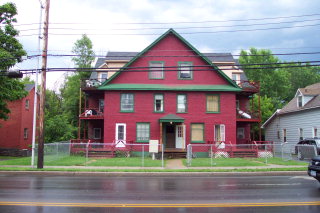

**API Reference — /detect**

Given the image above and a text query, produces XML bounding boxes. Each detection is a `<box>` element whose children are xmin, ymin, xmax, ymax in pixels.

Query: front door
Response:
<box><xmin>115</xmin><ymin>123</ymin><xmax>126</xmax><ymax>147</ymax></box>
<box><xmin>175</xmin><ymin>125</ymin><xmax>186</xmax><ymax>149</ymax></box>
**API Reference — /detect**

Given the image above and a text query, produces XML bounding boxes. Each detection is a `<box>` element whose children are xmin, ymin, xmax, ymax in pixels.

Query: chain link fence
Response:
<box><xmin>34</xmin><ymin>142</ymin><xmax>164</xmax><ymax>167</ymax></box>
<box><xmin>186</xmin><ymin>143</ymin><xmax>318</xmax><ymax>167</ymax></box>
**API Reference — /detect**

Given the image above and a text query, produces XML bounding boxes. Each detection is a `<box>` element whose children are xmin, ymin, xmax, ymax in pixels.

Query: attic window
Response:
<box><xmin>149</xmin><ymin>61</ymin><xmax>164</xmax><ymax>79</ymax></box>
<box><xmin>298</xmin><ymin>96</ymin><xmax>303</xmax><ymax>107</ymax></box>
<box><xmin>178</xmin><ymin>62</ymin><xmax>193</xmax><ymax>79</ymax></box>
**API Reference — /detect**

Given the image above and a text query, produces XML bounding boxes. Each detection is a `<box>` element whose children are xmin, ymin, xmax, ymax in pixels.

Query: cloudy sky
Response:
<box><xmin>6</xmin><ymin>0</ymin><xmax>320</xmax><ymax>90</ymax></box>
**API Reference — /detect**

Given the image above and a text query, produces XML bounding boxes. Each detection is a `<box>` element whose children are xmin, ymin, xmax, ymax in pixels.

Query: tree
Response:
<box><xmin>239</xmin><ymin>48</ymin><xmax>291</xmax><ymax>101</ymax></box>
<box><xmin>58</xmin><ymin>35</ymin><xmax>95</xmax><ymax>137</ymax></box>
<box><xmin>0</xmin><ymin>3</ymin><xmax>27</xmax><ymax>120</ymax></box>
<box><xmin>44</xmin><ymin>90</ymin><xmax>77</xmax><ymax>143</ymax></box>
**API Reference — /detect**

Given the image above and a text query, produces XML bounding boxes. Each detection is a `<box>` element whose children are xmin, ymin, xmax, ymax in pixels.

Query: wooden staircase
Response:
<box><xmin>87</xmin><ymin>150</ymin><xmax>115</xmax><ymax>158</ymax></box>
<box><xmin>232</xmin><ymin>150</ymin><xmax>257</xmax><ymax>158</ymax></box>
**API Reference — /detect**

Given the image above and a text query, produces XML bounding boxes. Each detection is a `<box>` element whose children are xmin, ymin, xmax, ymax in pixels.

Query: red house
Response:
<box><xmin>0</xmin><ymin>84</ymin><xmax>37</xmax><ymax>156</ymax></box>
<box><xmin>77</xmin><ymin>29</ymin><xmax>261</xmax><ymax>155</ymax></box>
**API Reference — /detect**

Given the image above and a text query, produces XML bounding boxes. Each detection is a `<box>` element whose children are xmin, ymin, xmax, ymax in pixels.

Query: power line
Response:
<box><xmin>13</xmin><ymin>13</ymin><xmax>320</xmax><ymax>27</ymax></box>
<box><xmin>17</xmin><ymin>18</ymin><xmax>320</xmax><ymax>32</ymax></box>
<box><xmin>19</xmin><ymin>23</ymin><xmax>320</xmax><ymax>37</ymax></box>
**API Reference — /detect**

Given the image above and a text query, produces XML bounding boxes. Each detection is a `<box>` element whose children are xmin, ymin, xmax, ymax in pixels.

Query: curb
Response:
<box><xmin>0</xmin><ymin>170</ymin><xmax>307</xmax><ymax>177</ymax></box>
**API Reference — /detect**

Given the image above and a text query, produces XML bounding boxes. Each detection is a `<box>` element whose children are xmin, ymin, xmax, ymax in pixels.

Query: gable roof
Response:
<box><xmin>24</xmin><ymin>84</ymin><xmax>35</xmax><ymax>92</ymax></box>
<box><xmin>98</xmin><ymin>28</ymin><xmax>240</xmax><ymax>90</ymax></box>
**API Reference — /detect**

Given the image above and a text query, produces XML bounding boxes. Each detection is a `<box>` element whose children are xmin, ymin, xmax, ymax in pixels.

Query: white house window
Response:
<box><xmin>136</xmin><ymin>123</ymin><xmax>150</xmax><ymax>142</ymax></box>
<box><xmin>93</xmin><ymin>128</ymin><xmax>101</xmax><ymax>139</ymax></box>
<box><xmin>232</xmin><ymin>73</ymin><xmax>241</xmax><ymax>83</ymax></box>
<box><xmin>101</xmin><ymin>73</ymin><xmax>108</xmax><ymax>82</ymax></box>
<box><xmin>149</xmin><ymin>61</ymin><xmax>164</xmax><ymax>79</ymax></box>
<box><xmin>215</xmin><ymin>124</ymin><xmax>225</xmax><ymax>142</ymax></box>
<box><xmin>154</xmin><ymin>94</ymin><xmax>164</xmax><ymax>112</ymax></box>
<box><xmin>298</xmin><ymin>95</ymin><xmax>303</xmax><ymax>107</ymax></box>
<box><xmin>178</xmin><ymin>62</ymin><xmax>192</xmax><ymax>79</ymax></box>
<box><xmin>177</xmin><ymin>94</ymin><xmax>187</xmax><ymax>113</ymax></box>
<box><xmin>121</xmin><ymin>93</ymin><xmax>134</xmax><ymax>112</ymax></box>
<box><xmin>24</xmin><ymin>128</ymin><xmax>28</xmax><ymax>139</ymax></box>
<box><xmin>299</xmin><ymin>128</ymin><xmax>303</xmax><ymax>141</ymax></box>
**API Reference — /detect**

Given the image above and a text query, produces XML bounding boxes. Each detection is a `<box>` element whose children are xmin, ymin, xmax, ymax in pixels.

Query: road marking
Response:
<box><xmin>0</xmin><ymin>201</ymin><xmax>320</xmax><ymax>208</ymax></box>
<box><xmin>218</xmin><ymin>183</ymin><xmax>301</xmax><ymax>187</ymax></box>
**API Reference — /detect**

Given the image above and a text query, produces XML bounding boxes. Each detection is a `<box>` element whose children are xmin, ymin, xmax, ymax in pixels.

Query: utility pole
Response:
<box><xmin>38</xmin><ymin>0</ymin><xmax>50</xmax><ymax>169</ymax></box>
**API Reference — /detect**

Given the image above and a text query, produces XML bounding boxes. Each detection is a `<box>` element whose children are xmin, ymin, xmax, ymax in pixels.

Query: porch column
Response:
<box><xmin>160</xmin><ymin>122</ymin><xmax>163</xmax><ymax>151</ymax></box>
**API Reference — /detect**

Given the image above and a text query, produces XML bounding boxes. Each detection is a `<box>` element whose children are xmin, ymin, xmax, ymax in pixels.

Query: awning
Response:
<box><xmin>159</xmin><ymin>114</ymin><xmax>185</xmax><ymax>123</ymax></box>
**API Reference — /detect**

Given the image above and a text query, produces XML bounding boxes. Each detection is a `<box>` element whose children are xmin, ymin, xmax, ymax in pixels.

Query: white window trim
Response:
<box><xmin>214</xmin><ymin>124</ymin><xmax>225</xmax><ymax>142</ymax></box>
<box><xmin>116</xmin><ymin>123</ymin><xmax>126</xmax><ymax>141</ymax></box>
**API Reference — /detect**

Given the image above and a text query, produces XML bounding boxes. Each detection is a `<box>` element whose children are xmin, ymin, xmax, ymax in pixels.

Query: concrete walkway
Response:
<box><xmin>165</xmin><ymin>159</ymin><xmax>187</xmax><ymax>169</ymax></box>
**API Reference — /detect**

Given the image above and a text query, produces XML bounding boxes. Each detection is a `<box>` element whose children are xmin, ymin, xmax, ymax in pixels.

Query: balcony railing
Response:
<box><xmin>236</xmin><ymin>109</ymin><xmax>260</xmax><ymax>121</ymax></box>
<box><xmin>81</xmin><ymin>78</ymin><xmax>107</xmax><ymax>89</ymax></box>
<box><xmin>79</xmin><ymin>108</ymin><xmax>104</xmax><ymax>119</ymax></box>
<box><xmin>234</xmin><ymin>80</ymin><xmax>260</xmax><ymax>93</ymax></box>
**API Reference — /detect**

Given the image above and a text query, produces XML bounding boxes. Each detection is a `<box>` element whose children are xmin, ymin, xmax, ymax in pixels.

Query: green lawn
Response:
<box><xmin>184</xmin><ymin>158</ymin><xmax>267</xmax><ymax>167</ymax></box>
<box><xmin>0</xmin><ymin>156</ymin><xmax>163</xmax><ymax>167</ymax></box>
<box><xmin>255</xmin><ymin>157</ymin><xmax>308</xmax><ymax>166</ymax></box>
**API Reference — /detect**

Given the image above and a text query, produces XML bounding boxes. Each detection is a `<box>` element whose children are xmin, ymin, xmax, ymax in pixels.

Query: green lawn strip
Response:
<box><xmin>86</xmin><ymin>157</ymin><xmax>163</xmax><ymax>167</ymax></box>
<box><xmin>0</xmin><ymin>156</ymin><xmax>164</xmax><ymax>167</ymax></box>
<box><xmin>0</xmin><ymin>157</ymin><xmax>31</xmax><ymax>165</ymax></box>
<box><xmin>254</xmin><ymin>157</ymin><xmax>308</xmax><ymax>166</ymax></box>
<box><xmin>184</xmin><ymin>158</ymin><xmax>267</xmax><ymax>167</ymax></box>
<box><xmin>0</xmin><ymin>167</ymin><xmax>307</xmax><ymax>172</ymax></box>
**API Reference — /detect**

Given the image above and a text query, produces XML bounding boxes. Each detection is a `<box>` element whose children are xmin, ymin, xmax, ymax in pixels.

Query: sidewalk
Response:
<box><xmin>0</xmin><ymin>159</ymin><xmax>307</xmax><ymax>171</ymax></box>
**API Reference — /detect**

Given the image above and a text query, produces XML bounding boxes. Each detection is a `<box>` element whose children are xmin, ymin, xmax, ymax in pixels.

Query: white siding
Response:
<box><xmin>265</xmin><ymin>108</ymin><xmax>320</xmax><ymax>147</ymax></box>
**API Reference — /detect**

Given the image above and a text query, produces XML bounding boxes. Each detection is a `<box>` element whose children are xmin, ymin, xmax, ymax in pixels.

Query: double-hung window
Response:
<box><xmin>136</xmin><ymin>123</ymin><xmax>150</xmax><ymax>142</ymax></box>
<box><xmin>121</xmin><ymin>93</ymin><xmax>134</xmax><ymax>112</ymax></box>
<box><xmin>154</xmin><ymin>94</ymin><xmax>164</xmax><ymax>112</ymax></box>
<box><xmin>177</xmin><ymin>94</ymin><xmax>187</xmax><ymax>113</ymax></box>
<box><xmin>207</xmin><ymin>94</ymin><xmax>220</xmax><ymax>113</ymax></box>
<box><xmin>149</xmin><ymin>61</ymin><xmax>164</xmax><ymax>79</ymax></box>
<box><xmin>215</xmin><ymin>124</ymin><xmax>225</xmax><ymax>142</ymax></box>
<box><xmin>178</xmin><ymin>62</ymin><xmax>193</xmax><ymax>79</ymax></box>
<box><xmin>191</xmin><ymin>123</ymin><xmax>204</xmax><ymax>143</ymax></box>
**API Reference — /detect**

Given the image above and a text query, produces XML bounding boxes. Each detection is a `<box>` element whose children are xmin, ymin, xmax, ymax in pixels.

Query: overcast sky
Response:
<box><xmin>6</xmin><ymin>0</ymin><xmax>320</xmax><ymax>90</ymax></box>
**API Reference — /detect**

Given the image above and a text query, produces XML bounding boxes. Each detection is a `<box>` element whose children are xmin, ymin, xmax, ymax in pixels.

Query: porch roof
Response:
<box><xmin>159</xmin><ymin>114</ymin><xmax>185</xmax><ymax>123</ymax></box>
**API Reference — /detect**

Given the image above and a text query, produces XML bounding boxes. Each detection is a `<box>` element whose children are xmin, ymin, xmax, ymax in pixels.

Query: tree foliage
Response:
<box><xmin>239</xmin><ymin>47</ymin><xmax>320</xmax><ymax>138</ymax></box>
<box><xmin>0</xmin><ymin>3</ymin><xmax>27</xmax><ymax>120</ymax></box>
<box><xmin>45</xmin><ymin>34</ymin><xmax>95</xmax><ymax>142</ymax></box>
<box><xmin>44</xmin><ymin>90</ymin><xmax>77</xmax><ymax>143</ymax></box>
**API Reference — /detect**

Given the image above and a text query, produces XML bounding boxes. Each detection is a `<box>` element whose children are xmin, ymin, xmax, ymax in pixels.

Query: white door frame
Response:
<box><xmin>115</xmin><ymin>123</ymin><xmax>126</xmax><ymax>147</ymax></box>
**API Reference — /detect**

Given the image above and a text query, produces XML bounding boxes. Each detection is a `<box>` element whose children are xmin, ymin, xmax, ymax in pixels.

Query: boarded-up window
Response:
<box><xmin>207</xmin><ymin>95</ymin><xmax>220</xmax><ymax>112</ymax></box>
<box><xmin>191</xmin><ymin>123</ymin><xmax>204</xmax><ymax>142</ymax></box>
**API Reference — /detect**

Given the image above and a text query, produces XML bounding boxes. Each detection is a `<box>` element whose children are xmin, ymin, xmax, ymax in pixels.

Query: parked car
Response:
<box><xmin>295</xmin><ymin>138</ymin><xmax>320</xmax><ymax>160</ymax></box>
<box><xmin>308</xmin><ymin>156</ymin><xmax>320</xmax><ymax>183</ymax></box>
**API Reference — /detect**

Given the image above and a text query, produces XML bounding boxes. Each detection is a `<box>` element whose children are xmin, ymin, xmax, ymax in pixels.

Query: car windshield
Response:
<box><xmin>315</xmin><ymin>139</ymin><xmax>320</xmax><ymax>146</ymax></box>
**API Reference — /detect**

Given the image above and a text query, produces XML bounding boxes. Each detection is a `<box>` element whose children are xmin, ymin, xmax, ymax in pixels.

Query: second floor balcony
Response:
<box><xmin>79</xmin><ymin>108</ymin><xmax>104</xmax><ymax>119</ymax></box>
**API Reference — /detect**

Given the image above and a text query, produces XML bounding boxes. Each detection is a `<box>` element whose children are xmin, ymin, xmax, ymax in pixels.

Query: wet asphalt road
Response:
<box><xmin>0</xmin><ymin>172</ymin><xmax>319</xmax><ymax>213</ymax></box>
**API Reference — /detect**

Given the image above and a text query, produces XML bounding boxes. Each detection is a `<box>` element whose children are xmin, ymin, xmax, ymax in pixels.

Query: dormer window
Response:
<box><xmin>298</xmin><ymin>95</ymin><xmax>303</xmax><ymax>107</ymax></box>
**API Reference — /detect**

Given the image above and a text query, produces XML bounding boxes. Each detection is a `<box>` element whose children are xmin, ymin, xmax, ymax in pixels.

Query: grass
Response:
<box><xmin>0</xmin><ymin>156</ymin><xmax>163</xmax><ymax>167</ymax></box>
<box><xmin>184</xmin><ymin>158</ymin><xmax>267</xmax><ymax>167</ymax></box>
<box><xmin>255</xmin><ymin>157</ymin><xmax>308</xmax><ymax>166</ymax></box>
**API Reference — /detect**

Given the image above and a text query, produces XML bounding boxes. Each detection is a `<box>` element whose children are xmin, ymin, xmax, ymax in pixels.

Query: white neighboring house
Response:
<box><xmin>262</xmin><ymin>83</ymin><xmax>320</xmax><ymax>152</ymax></box>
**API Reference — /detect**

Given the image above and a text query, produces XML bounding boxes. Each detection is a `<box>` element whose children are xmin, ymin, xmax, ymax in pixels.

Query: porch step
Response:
<box><xmin>232</xmin><ymin>150</ymin><xmax>257</xmax><ymax>158</ymax></box>
<box><xmin>88</xmin><ymin>150</ymin><xmax>115</xmax><ymax>158</ymax></box>
<box><xmin>164</xmin><ymin>152</ymin><xmax>187</xmax><ymax>159</ymax></box>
